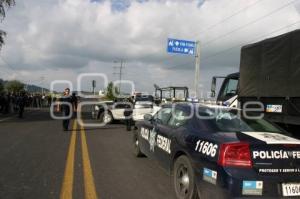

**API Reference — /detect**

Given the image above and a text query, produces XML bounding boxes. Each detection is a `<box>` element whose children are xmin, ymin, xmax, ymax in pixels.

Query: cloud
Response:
<box><xmin>0</xmin><ymin>0</ymin><xmax>300</xmax><ymax>94</ymax></box>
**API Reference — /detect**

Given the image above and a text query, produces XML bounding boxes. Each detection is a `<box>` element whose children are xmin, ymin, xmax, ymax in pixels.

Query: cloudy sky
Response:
<box><xmin>1</xmin><ymin>0</ymin><xmax>300</xmax><ymax>95</ymax></box>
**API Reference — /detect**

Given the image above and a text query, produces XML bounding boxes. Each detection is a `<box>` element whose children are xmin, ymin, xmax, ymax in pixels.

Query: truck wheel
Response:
<box><xmin>133</xmin><ymin>133</ymin><xmax>144</xmax><ymax>157</ymax></box>
<box><xmin>100</xmin><ymin>111</ymin><xmax>113</xmax><ymax>124</ymax></box>
<box><xmin>173</xmin><ymin>155</ymin><xmax>199</xmax><ymax>199</ymax></box>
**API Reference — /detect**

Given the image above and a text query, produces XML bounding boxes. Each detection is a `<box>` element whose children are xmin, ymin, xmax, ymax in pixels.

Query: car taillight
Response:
<box><xmin>218</xmin><ymin>142</ymin><xmax>252</xmax><ymax>168</ymax></box>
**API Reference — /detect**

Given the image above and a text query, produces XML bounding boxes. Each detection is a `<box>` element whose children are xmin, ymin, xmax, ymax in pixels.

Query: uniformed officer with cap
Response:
<box><xmin>57</xmin><ymin>88</ymin><xmax>73</xmax><ymax>131</ymax></box>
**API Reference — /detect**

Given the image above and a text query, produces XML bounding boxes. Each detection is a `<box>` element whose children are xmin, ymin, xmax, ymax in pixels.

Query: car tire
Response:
<box><xmin>133</xmin><ymin>132</ymin><xmax>144</xmax><ymax>157</ymax></box>
<box><xmin>99</xmin><ymin>111</ymin><xmax>113</xmax><ymax>124</ymax></box>
<box><xmin>173</xmin><ymin>155</ymin><xmax>199</xmax><ymax>199</ymax></box>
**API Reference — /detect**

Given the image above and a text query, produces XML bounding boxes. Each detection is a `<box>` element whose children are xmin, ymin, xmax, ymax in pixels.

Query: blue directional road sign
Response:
<box><xmin>167</xmin><ymin>38</ymin><xmax>196</xmax><ymax>55</ymax></box>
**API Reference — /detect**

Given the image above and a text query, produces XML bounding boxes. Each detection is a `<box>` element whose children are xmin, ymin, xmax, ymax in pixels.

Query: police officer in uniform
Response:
<box><xmin>17</xmin><ymin>91</ymin><xmax>27</xmax><ymax>118</ymax></box>
<box><xmin>57</xmin><ymin>88</ymin><xmax>73</xmax><ymax>131</ymax></box>
<box><xmin>124</xmin><ymin>97</ymin><xmax>134</xmax><ymax>131</ymax></box>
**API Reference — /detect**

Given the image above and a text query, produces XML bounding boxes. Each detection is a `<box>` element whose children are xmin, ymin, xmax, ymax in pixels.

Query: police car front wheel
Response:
<box><xmin>173</xmin><ymin>155</ymin><xmax>199</xmax><ymax>199</ymax></box>
<box><xmin>133</xmin><ymin>134</ymin><xmax>144</xmax><ymax>157</ymax></box>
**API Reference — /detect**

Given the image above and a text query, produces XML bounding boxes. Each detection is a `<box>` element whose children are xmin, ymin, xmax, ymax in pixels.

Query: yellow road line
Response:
<box><xmin>60</xmin><ymin>121</ymin><xmax>77</xmax><ymax>199</ymax></box>
<box><xmin>80</xmin><ymin>125</ymin><xmax>98</xmax><ymax>199</ymax></box>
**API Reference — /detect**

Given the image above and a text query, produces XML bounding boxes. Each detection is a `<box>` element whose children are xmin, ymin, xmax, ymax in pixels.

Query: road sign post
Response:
<box><xmin>167</xmin><ymin>38</ymin><xmax>200</xmax><ymax>98</ymax></box>
<box><xmin>167</xmin><ymin>38</ymin><xmax>196</xmax><ymax>55</ymax></box>
<box><xmin>194</xmin><ymin>41</ymin><xmax>200</xmax><ymax>98</ymax></box>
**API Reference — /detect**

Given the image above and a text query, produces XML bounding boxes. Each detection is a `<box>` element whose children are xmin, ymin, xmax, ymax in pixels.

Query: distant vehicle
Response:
<box><xmin>133</xmin><ymin>103</ymin><xmax>300</xmax><ymax>199</ymax></box>
<box><xmin>95</xmin><ymin>98</ymin><xmax>132</xmax><ymax>124</ymax></box>
<box><xmin>132</xmin><ymin>86</ymin><xmax>190</xmax><ymax>122</ymax></box>
<box><xmin>154</xmin><ymin>85</ymin><xmax>189</xmax><ymax>103</ymax></box>
<box><xmin>132</xmin><ymin>94</ymin><xmax>158</xmax><ymax>121</ymax></box>
<box><xmin>211</xmin><ymin>30</ymin><xmax>300</xmax><ymax>133</ymax></box>
<box><xmin>94</xmin><ymin>95</ymin><xmax>157</xmax><ymax>125</ymax></box>
<box><xmin>95</xmin><ymin>85</ymin><xmax>190</xmax><ymax>125</ymax></box>
<box><xmin>98</xmin><ymin>90</ymin><xmax>105</xmax><ymax>97</ymax></box>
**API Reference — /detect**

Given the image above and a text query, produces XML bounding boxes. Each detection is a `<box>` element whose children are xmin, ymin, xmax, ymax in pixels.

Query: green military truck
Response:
<box><xmin>211</xmin><ymin>29</ymin><xmax>300</xmax><ymax>133</ymax></box>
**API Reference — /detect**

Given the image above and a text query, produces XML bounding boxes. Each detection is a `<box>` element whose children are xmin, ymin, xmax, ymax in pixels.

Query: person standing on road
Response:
<box><xmin>124</xmin><ymin>97</ymin><xmax>134</xmax><ymax>131</ymax></box>
<box><xmin>4</xmin><ymin>93</ymin><xmax>10</xmax><ymax>114</ymax></box>
<box><xmin>0</xmin><ymin>92</ymin><xmax>4</xmax><ymax>113</ymax></box>
<box><xmin>17</xmin><ymin>91</ymin><xmax>27</xmax><ymax>118</ymax></box>
<box><xmin>47</xmin><ymin>95</ymin><xmax>52</xmax><ymax>107</ymax></box>
<box><xmin>57</xmin><ymin>88</ymin><xmax>73</xmax><ymax>131</ymax></box>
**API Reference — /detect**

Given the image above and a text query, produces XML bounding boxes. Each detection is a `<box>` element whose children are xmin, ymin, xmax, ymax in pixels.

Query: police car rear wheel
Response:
<box><xmin>173</xmin><ymin>156</ymin><xmax>199</xmax><ymax>199</ymax></box>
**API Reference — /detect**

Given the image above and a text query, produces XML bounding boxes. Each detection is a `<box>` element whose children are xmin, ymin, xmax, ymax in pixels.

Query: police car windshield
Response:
<box><xmin>197</xmin><ymin>107</ymin><xmax>282</xmax><ymax>133</ymax></box>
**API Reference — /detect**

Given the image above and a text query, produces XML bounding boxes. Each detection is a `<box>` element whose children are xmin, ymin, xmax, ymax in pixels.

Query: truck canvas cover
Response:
<box><xmin>239</xmin><ymin>29</ymin><xmax>300</xmax><ymax>97</ymax></box>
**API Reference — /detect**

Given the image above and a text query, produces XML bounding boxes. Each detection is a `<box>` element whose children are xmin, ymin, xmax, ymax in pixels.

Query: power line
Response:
<box><xmin>0</xmin><ymin>56</ymin><xmax>17</xmax><ymax>71</ymax></box>
<box><xmin>160</xmin><ymin>0</ymin><xmax>299</xmax><ymax>69</ymax></box>
<box><xmin>202</xmin><ymin>0</ymin><xmax>298</xmax><ymax>47</ymax></box>
<box><xmin>157</xmin><ymin>0</ymin><xmax>298</xmax><ymax>69</ymax></box>
<box><xmin>195</xmin><ymin>0</ymin><xmax>263</xmax><ymax>36</ymax></box>
<box><xmin>0</xmin><ymin>56</ymin><xmax>46</xmax><ymax>86</ymax></box>
<box><xmin>165</xmin><ymin>20</ymin><xmax>300</xmax><ymax>70</ymax></box>
<box><xmin>0</xmin><ymin>56</ymin><xmax>20</xmax><ymax>80</ymax></box>
<box><xmin>155</xmin><ymin>0</ymin><xmax>265</xmax><ymax>66</ymax></box>
<box><xmin>0</xmin><ymin>64</ymin><xmax>13</xmax><ymax>76</ymax></box>
<box><xmin>201</xmin><ymin>20</ymin><xmax>300</xmax><ymax>61</ymax></box>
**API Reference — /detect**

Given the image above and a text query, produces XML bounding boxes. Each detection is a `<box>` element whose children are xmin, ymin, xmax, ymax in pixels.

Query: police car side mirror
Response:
<box><xmin>144</xmin><ymin>114</ymin><xmax>153</xmax><ymax>121</ymax></box>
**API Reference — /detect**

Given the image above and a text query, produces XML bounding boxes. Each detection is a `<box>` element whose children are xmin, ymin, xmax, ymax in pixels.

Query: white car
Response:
<box><xmin>132</xmin><ymin>101</ymin><xmax>161</xmax><ymax>121</ymax></box>
<box><xmin>95</xmin><ymin>100</ymin><xmax>132</xmax><ymax>124</ymax></box>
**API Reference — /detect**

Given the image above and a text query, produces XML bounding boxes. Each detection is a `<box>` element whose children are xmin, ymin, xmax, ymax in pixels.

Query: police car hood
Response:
<box><xmin>216</xmin><ymin>131</ymin><xmax>300</xmax><ymax>175</ymax></box>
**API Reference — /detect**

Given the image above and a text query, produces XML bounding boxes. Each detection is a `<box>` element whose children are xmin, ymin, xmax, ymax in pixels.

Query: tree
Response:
<box><xmin>105</xmin><ymin>82</ymin><xmax>119</xmax><ymax>100</ymax></box>
<box><xmin>0</xmin><ymin>0</ymin><xmax>15</xmax><ymax>48</ymax></box>
<box><xmin>5</xmin><ymin>80</ymin><xmax>24</xmax><ymax>93</ymax></box>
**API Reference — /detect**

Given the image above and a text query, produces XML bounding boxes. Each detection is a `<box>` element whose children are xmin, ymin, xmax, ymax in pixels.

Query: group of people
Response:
<box><xmin>0</xmin><ymin>91</ymin><xmax>28</xmax><ymax>118</ymax></box>
<box><xmin>0</xmin><ymin>88</ymin><xmax>78</xmax><ymax>131</ymax></box>
<box><xmin>0</xmin><ymin>92</ymin><xmax>57</xmax><ymax>118</ymax></box>
<box><xmin>27</xmin><ymin>94</ymin><xmax>54</xmax><ymax>108</ymax></box>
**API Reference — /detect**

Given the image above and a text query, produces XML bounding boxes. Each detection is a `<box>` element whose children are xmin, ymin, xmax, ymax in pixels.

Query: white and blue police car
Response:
<box><xmin>133</xmin><ymin>103</ymin><xmax>300</xmax><ymax>199</ymax></box>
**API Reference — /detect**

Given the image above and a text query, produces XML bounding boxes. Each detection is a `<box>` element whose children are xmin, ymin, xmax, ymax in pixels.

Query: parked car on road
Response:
<box><xmin>133</xmin><ymin>103</ymin><xmax>300</xmax><ymax>199</ymax></box>
<box><xmin>95</xmin><ymin>98</ymin><xmax>132</xmax><ymax>124</ymax></box>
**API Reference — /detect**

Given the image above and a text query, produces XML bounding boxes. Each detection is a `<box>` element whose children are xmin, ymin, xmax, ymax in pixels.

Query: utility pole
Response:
<box><xmin>92</xmin><ymin>80</ymin><xmax>96</xmax><ymax>95</ymax></box>
<box><xmin>113</xmin><ymin>59</ymin><xmax>125</xmax><ymax>95</ymax></box>
<box><xmin>194</xmin><ymin>41</ymin><xmax>201</xmax><ymax>98</ymax></box>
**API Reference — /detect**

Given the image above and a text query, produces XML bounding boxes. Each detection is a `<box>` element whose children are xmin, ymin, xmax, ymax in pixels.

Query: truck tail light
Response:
<box><xmin>218</xmin><ymin>142</ymin><xmax>252</xmax><ymax>168</ymax></box>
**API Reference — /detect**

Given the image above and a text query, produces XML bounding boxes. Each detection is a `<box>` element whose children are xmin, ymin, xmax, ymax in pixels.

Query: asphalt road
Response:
<box><xmin>0</xmin><ymin>109</ymin><xmax>175</xmax><ymax>199</ymax></box>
